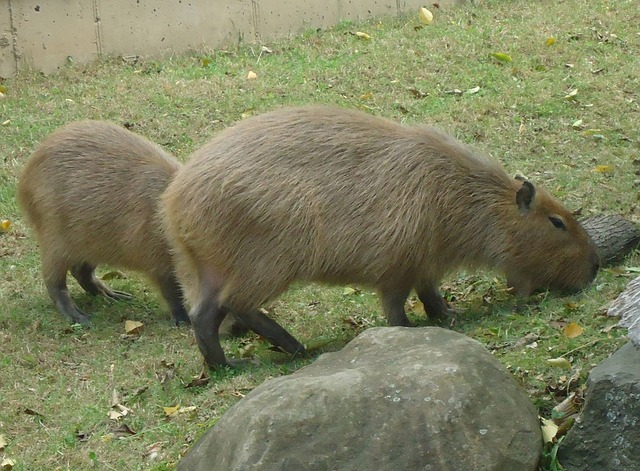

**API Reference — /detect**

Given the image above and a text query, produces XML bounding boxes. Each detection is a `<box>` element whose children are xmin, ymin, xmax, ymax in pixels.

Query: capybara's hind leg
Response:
<box><xmin>234</xmin><ymin>309</ymin><xmax>305</xmax><ymax>355</ymax></box>
<box><xmin>71</xmin><ymin>263</ymin><xmax>133</xmax><ymax>301</ymax></box>
<box><xmin>219</xmin><ymin>314</ymin><xmax>250</xmax><ymax>338</ymax></box>
<box><xmin>190</xmin><ymin>296</ymin><xmax>232</xmax><ymax>369</ymax></box>
<box><xmin>43</xmin><ymin>259</ymin><xmax>89</xmax><ymax>324</ymax></box>
<box><xmin>155</xmin><ymin>273</ymin><xmax>190</xmax><ymax>325</ymax></box>
<box><xmin>416</xmin><ymin>283</ymin><xmax>450</xmax><ymax>321</ymax></box>
<box><xmin>379</xmin><ymin>286</ymin><xmax>413</xmax><ymax>326</ymax></box>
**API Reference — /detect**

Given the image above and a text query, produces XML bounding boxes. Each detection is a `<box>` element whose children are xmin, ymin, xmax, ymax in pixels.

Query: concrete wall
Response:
<box><xmin>0</xmin><ymin>0</ymin><xmax>461</xmax><ymax>78</ymax></box>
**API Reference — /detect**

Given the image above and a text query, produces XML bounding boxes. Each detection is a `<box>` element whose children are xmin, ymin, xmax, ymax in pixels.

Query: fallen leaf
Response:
<box><xmin>592</xmin><ymin>165</ymin><xmax>613</xmax><ymax>174</ymax></box>
<box><xmin>108</xmin><ymin>410</ymin><xmax>124</xmax><ymax>420</ymax></box>
<box><xmin>0</xmin><ymin>434</ymin><xmax>7</xmax><ymax>451</ymax></box>
<box><xmin>145</xmin><ymin>442</ymin><xmax>164</xmax><ymax>461</ymax></box>
<box><xmin>359</xmin><ymin>92</ymin><xmax>373</xmax><ymax>100</ymax></box>
<box><xmin>342</xmin><ymin>287</ymin><xmax>361</xmax><ymax>296</ymax></box>
<box><xmin>563</xmin><ymin>302</ymin><xmax>581</xmax><ymax>311</ymax></box>
<box><xmin>564</xmin><ymin>89</ymin><xmax>579</xmax><ymax>100</ymax></box>
<box><xmin>124</xmin><ymin>320</ymin><xmax>144</xmax><ymax>335</ymax></box>
<box><xmin>540</xmin><ymin>417</ymin><xmax>559</xmax><ymax>443</ymax></box>
<box><xmin>24</xmin><ymin>408</ymin><xmax>44</xmax><ymax>417</ymax></box>
<box><xmin>546</xmin><ymin>37</ymin><xmax>556</xmax><ymax>46</ymax></box>
<box><xmin>419</xmin><ymin>7</ymin><xmax>434</xmax><ymax>24</ymax></box>
<box><xmin>0</xmin><ymin>85</ymin><xmax>7</xmax><ymax>94</ymax></box>
<box><xmin>547</xmin><ymin>357</ymin><xmax>572</xmax><ymax>369</ymax></box>
<box><xmin>0</xmin><ymin>458</ymin><xmax>16</xmax><ymax>470</ymax></box>
<box><xmin>184</xmin><ymin>370</ymin><xmax>210</xmax><ymax>388</ymax></box>
<box><xmin>354</xmin><ymin>31</ymin><xmax>372</xmax><ymax>40</ymax></box>
<box><xmin>466</xmin><ymin>86</ymin><xmax>481</xmax><ymax>94</ymax></box>
<box><xmin>563</xmin><ymin>322</ymin><xmax>584</xmax><ymax>338</ymax></box>
<box><xmin>571</xmin><ymin>119</ymin><xmax>583</xmax><ymax>129</ymax></box>
<box><xmin>1</xmin><ymin>120</ymin><xmax>10</xmax><ymax>126</ymax></box>
<box><xmin>200</xmin><ymin>57</ymin><xmax>212</xmax><ymax>67</ymax></box>
<box><xmin>1</xmin><ymin>220</ymin><xmax>10</xmax><ymax>231</ymax></box>
<box><xmin>407</xmin><ymin>87</ymin><xmax>427</xmax><ymax>98</ymax></box>
<box><xmin>490</xmin><ymin>52</ymin><xmax>512</xmax><ymax>62</ymax></box>
<box><xmin>444</xmin><ymin>89</ymin><xmax>463</xmax><ymax>96</ymax></box>
<box><xmin>111</xmin><ymin>388</ymin><xmax>121</xmax><ymax>407</ymax></box>
<box><xmin>111</xmin><ymin>423</ymin><xmax>136</xmax><ymax>438</ymax></box>
<box><xmin>246</xmin><ymin>71</ymin><xmax>258</xmax><ymax>80</ymax></box>
<box><xmin>163</xmin><ymin>405</ymin><xmax>181</xmax><ymax>417</ymax></box>
<box><xmin>174</xmin><ymin>406</ymin><xmax>197</xmax><ymax>416</ymax></box>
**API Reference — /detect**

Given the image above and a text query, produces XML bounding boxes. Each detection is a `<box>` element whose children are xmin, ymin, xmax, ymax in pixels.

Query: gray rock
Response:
<box><xmin>607</xmin><ymin>276</ymin><xmax>640</xmax><ymax>348</ymax></box>
<box><xmin>179</xmin><ymin>327</ymin><xmax>542</xmax><ymax>471</ymax></box>
<box><xmin>559</xmin><ymin>343</ymin><xmax>640</xmax><ymax>471</ymax></box>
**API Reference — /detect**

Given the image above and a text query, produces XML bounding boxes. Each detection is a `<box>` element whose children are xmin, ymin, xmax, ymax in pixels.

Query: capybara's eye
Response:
<box><xmin>549</xmin><ymin>216</ymin><xmax>567</xmax><ymax>231</ymax></box>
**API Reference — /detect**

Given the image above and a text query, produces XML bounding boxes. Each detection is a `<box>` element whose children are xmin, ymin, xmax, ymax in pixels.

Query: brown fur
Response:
<box><xmin>17</xmin><ymin>120</ymin><xmax>189</xmax><ymax>325</ymax></box>
<box><xmin>162</xmin><ymin>105</ymin><xmax>600</xmax><ymax>367</ymax></box>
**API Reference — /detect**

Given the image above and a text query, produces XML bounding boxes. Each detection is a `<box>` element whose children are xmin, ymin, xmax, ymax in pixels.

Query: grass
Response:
<box><xmin>1</xmin><ymin>0</ymin><xmax>638</xmax><ymax>469</ymax></box>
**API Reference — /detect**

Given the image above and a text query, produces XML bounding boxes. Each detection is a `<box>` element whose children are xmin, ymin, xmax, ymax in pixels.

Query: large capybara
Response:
<box><xmin>162</xmin><ymin>105</ymin><xmax>601</xmax><ymax>368</ymax></box>
<box><xmin>17</xmin><ymin>120</ymin><xmax>189</xmax><ymax>325</ymax></box>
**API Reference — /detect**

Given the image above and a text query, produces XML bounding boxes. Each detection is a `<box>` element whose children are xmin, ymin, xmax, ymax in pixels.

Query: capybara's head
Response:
<box><xmin>502</xmin><ymin>179</ymin><xmax>600</xmax><ymax>296</ymax></box>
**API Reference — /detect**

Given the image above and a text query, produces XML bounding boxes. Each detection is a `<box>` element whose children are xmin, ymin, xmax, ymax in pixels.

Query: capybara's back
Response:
<box><xmin>162</xmin><ymin>105</ymin><xmax>600</xmax><ymax>367</ymax></box>
<box><xmin>17</xmin><ymin>120</ymin><xmax>187</xmax><ymax>324</ymax></box>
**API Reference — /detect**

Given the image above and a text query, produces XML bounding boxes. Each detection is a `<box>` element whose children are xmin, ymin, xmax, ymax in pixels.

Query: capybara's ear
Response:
<box><xmin>516</xmin><ymin>180</ymin><xmax>535</xmax><ymax>212</ymax></box>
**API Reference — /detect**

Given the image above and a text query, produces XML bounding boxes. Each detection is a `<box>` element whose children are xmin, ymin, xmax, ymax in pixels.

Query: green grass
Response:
<box><xmin>1</xmin><ymin>0</ymin><xmax>638</xmax><ymax>469</ymax></box>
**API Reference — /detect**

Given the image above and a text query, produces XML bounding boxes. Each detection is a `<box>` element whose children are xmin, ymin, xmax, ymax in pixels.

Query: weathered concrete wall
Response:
<box><xmin>0</xmin><ymin>0</ymin><xmax>461</xmax><ymax>78</ymax></box>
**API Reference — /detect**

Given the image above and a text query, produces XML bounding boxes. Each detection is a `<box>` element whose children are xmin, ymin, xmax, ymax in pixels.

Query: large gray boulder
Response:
<box><xmin>559</xmin><ymin>342</ymin><xmax>640</xmax><ymax>471</ymax></box>
<box><xmin>179</xmin><ymin>327</ymin><xmax>541</xmax><ymax>471</ymax></box>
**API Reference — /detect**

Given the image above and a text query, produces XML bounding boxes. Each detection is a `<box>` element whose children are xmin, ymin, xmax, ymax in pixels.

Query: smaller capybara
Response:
<box><xmin>162</xmin><ymin>105</ymin><xmax>601</xmax><ymax>368</ymax></box>
<box><xmin>17</xmin><ymin>120</ymin><xmax>189</xmax><ymax>325</ymax></box>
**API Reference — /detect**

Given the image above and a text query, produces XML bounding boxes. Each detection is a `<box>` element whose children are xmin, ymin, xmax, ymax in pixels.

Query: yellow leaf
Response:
<box><xmin>564</xmin><ymin>89</ymin><xmax>578</xmax><ymax>100</ymax></box>
<box><xmin>592</xmin><ymin>165</ymin><xmax>613</xmax><ymax>174</ymax></box>
<box><xmin>490</xmin><ymin>52</ymin><xmax>512</xmax><ymax>62</ymax></box>
<box><xmin>0</xmin><ymin>85</ymin><xmax>7</xmax><ymax>94</ymax></box>
<box><xmin>359</xmin><ymin>92</ymin><xmax>374</xmax><ymax>100</ymax></box>
<box><xmin>563</xmin><ymin>322</ymin><xmax>584</xmax><ymax>338</ymax></box>
<box><xmin>0</xmin><ymin>458</ymin><xmax>16</xmax><ymax>470</ymax></box>
<box><xmin>546</xmin><ymin>37</ymin><xmax>556</xmax><ymax>46</ymax></box>
<box><xmin>124</xmin><ymin>320</ymin><xmax>144</xmax><ymax>335</ymax></box>
<box><xmin>540</xmin><ymin>417</ymin><xmax>559</xmax><ymax>443</ymax></box>
<box><xmin>355</xmin><ymin>31</ymin><xmax>371</xmax><ymax>40</ymax></box>
<box><xmin>547</xmin><ymin>357</ymin><xmax>572</xmax><ymax>369</ymax></box>
<box><xmin>571</xmin><ymin>119</ymin><xmax>583</xmax><ymax>129</ymax></box>
<box><xmin>246</xmin><ymin>71</ymin><xmax>258</xmax><ymax>80</ymax></box>
<box><xmin>0</xmin><ymin>219</ymin><xmax>10</xmax><ymax>231</ymax></box>
<box><xmin>418</xmin><ymin>7</ymin><xmax>434</xmax><ymax>25</ymax></box>
<box><xmin>108</xmin><ymin>410</ymin><xmax>124</xmax><ymax>420</ymax></box>
<box><xmin>174</xmin><ymin>405</ymin><xmax>197</xmax><ymax>416</ymax></box>
<box><xmin>343</xmin><ymin>287</ymin><xmax>358</xmax><ymax>296</ymax></box>
<box><xmin>201</xmin><ymin>57</ymin><xmax>212</xmax><ymax>67</ymax></box>
<box><xmin>163</xmin><ymin>405</ymin><xmax>180</xmax><ymax>417</ymax></box>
